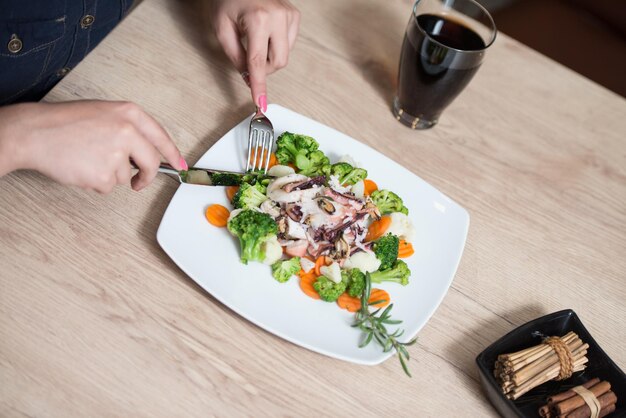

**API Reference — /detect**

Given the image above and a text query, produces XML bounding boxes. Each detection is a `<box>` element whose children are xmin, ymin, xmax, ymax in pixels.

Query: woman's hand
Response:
<box><xmin>0</xmin><ymin>101</ymin><xmax>186</xmax><ymax>194</ymax></box>
<box><xmin>211</xmin><ymin>0</ymin><xmax>300</xmax><ymax>111</ymax></box>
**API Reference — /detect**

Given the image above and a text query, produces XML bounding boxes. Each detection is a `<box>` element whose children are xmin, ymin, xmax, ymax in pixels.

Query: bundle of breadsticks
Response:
<box><xmin>494</xmin><ymin>332</ymin><xmax>589</xmax><ymax>400</ymax></box>
<box><xmin>538</xmin><ymin>377</ymin><xmax>618</xmax><ymax>418</ymax></box>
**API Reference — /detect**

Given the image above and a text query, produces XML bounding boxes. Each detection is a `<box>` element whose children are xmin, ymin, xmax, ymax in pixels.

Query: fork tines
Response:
<box><xmin>246</xmin><ymin>112</ymin><xmax>274</xmax><ymax>173</ymax></box>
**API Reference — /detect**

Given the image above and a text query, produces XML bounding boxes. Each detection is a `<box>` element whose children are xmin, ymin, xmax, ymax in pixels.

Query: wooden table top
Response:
<box><xmin>1</xmin><ymin>0</ymin><xmax>625</xmax><ymax>415</ymax></box>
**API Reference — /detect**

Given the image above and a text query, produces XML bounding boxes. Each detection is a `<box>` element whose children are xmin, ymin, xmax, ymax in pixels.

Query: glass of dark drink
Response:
<box><xmin>393</xmin><ymin>0</ymin><xmax>497</xmax><ymax>129</ymax></box>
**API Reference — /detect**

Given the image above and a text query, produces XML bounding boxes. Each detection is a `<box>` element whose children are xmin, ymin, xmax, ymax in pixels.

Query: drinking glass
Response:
<box><xmin>393</xmin><ymin>0</ymin><xmax>497</xmax><ymax>129</ymax></box>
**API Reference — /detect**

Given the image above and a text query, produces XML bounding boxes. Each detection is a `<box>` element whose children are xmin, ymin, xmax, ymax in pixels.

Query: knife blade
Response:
<box><xmin>181</xmin><ymin>166</ymin><xmax>273</xmax><ymax>186</ymax></box>
<box><xmin>132</xmin><ymin>160</ymin><xmax>273</xmax><ymax>186</ymax></box>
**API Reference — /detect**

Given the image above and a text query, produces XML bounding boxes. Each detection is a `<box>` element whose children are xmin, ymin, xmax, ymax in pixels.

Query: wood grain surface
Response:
<box><xmin>1</xmin><ymin>0</ymin><xmax>625</xmax><ymax>416</ymax></box>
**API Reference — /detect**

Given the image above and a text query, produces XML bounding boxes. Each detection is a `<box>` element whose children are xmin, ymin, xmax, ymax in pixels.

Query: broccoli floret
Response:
<box><xmin>329</xmin><ymin>162</ymin><xmax>353</xmax><ymax>179</ymax></box>
<box><xmin>241</xmin><ymin>170</ymin><xmax>272</xmax><ymax>186</ymax></box>
<box><xmin>271</xmin><ymin>257</ymin><xmax>301</xmax><ymax>283</ymax></box>
<box><xmin>342</xmin><ymin>168</ymin><xmax>367</xmax><ymax>185</ymax></box>
<box><xmin>373</xmin><ymin>233</ymin><xmax>400</xmax><ymax>270</ymax></box>
<box><xmin>298</xmin><ymin>150</ymin><xmax>330</xmax><ymax>177</ymax></box>
<box><xmin>275</xmin><ymin>132</ymin><xmax>319</xmax><ymax>164</ymax></box>
<box><xmin>231</xmin><ymin>182</ymin><xmax>267</xmax><ymax>209</ymax></box>
<box><xmin>370</xmin><ymin>189</ymin><xmax>409</xmax><ymax>215</ymax></box>
<box><xmin>328</xmin><ymin>162</ymin><xmax>368</xmax><ymax>185</ymax></box>
<box><xmin>275</xmin><ymin>132</ymin><xmax>330</xmax><ymax>176</ymax></box>
<box><xmin>227</xmin><ymin>210</ymin><xmax>278</xmax><ymax>264</ymax></box>
<box><xmin>181</xmin><ymin>170</ymin><xmax>247</xmax><ymax>186</ymax></box>
<box><xmin>313</xmin><ymin>275</ymin><xmax>347</xmax><ymax>302</ymax></box>
<box><xmin>258</xmin><ymin>176</ymin><xmax>273</xmax><ymax>188</ymax></box>
<box><xmin>345</xmin><ymin>268</ymin><xmax>366</xmax><ymax>297</ymax></box>
<box><xmin>210</xmin><ymin>172</ymin><xmax>243</xmax><ymax>186</ymax></box>
<box><xmin>369</xmin><ymin>260</ymin><xmax>411</xmax><ymax>286</ymax></box>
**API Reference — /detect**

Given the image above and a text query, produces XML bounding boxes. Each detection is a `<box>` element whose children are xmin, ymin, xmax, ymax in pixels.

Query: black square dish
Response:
<box><xmin>476</xmin><ymin>309</ymin><xmax>625</xmax><ymax>418</ymax></box>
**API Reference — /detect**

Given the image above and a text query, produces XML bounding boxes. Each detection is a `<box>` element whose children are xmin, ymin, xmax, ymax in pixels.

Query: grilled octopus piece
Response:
<box><xmin>320</xmin><ymin>212</ymin><xmax>368</xmax><ymax>242</ymax></box>
<box><xmin>323</xmin><ymin>188</ymin><xmax>365</xmax><ymax>209</ymax></box>
<box><xmin>282</xmin><ymin>176</ymin><xmax>326</xmax><ymax>193</ymax></box>
<box><xmin>284</xmin><ymin>203</ymin><xmax>303</xmax><ymax>222</ymax></box>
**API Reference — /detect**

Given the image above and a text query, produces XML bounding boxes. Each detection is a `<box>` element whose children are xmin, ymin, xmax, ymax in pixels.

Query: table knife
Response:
<box><xmin>131</xmin><ymin>160</ymin><xmax>272</xmax><ymax>186</ymax></box>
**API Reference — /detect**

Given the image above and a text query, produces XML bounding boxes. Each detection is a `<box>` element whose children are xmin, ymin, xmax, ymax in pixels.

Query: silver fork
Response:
<box><xmin>245</xmin><ymin>107</ymin><xmax>274</xmax><ymax>173</ymax></box>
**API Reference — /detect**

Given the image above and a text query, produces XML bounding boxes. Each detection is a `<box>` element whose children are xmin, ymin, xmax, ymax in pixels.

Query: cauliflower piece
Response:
<box><xmin>267</xmin><ymin>164</ymin><xmax>296</xmax><ymax>177</ymax></box>
<box><xmin>351</xmin><ymin>180</ymin><xmax>365</xmax><ymax>199</ymax></box>
<box><xmin>386</xmin><ymin>212</ymin><xmax>416</xmax><ymax>242</ymax></box>
<box><xmin>343</xmin><ymin>251</ymin><xmax>381</xmax><ymax>273</ymax></box>
<box><xmin>262</xmin><ymin>235</ymin><xmax>283</xmax><ymax>265</ymax></box>
<box><xmin>320</xmin><ymin>262</ymin><xmax>342</xmax><ymax>284</ymax></box>
<box><xmin>300</xmin><ymin>257</ymin><xmax>315</xmax><ymax>274</ymax></box>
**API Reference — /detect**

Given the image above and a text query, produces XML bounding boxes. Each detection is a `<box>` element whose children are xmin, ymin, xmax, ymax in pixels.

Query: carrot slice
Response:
<box><xmin>365</xmin><ymin>216</ymin><xmax>391</xmax><ymax>241</ymax></box>
<box><xmin>398</xmin><ymin>240</ymin><xmax>415</xmax><ymax>258</ymax></box>
<box><xmin>205</xmin><ymin>204</ymin><xmax>230</xmax><ymax>227</ymax></box>
<box><xmin>299</xmin><ymin>272</ymin><xmax>320</xmax><ymax>300</ymax></box>
<box><xmin>268</xmin><ymin>153</ymin><xmax>277</xmax><ymax>168</ymax></box>
<box><xmin>298</xmin><ymin>269</ymin><xmax>313</xmax><ymax>279</ymax></box>
<box><xmin>368</xmin><ymin>289</ymin><xmax>391</xmax><ymax>308</ymax></box>
<box><xmin>337</xmin><ymin>293</ymin><xmax>361</xmax><ymax>312</ymax></box>
<box><xmin>314</xmin><ymin>256</ymin><xmax>331</xmax><ymax>276</ymax></box>
<box><xmin>337</xmin><ymin>289</ymin><xmax>391</xmax><ymax>312</ymax></box>
<box><xmin>248</xmin><ymin>149</ymin><xmax>277</xmax><ymax>168</ymax></box>
<box><xmin>225</xmin><ymin>185</ymin><xmax>239</xmax><ymax>202</ymax></box>
<box><xmin>363</xmin><ymin>179</ymin><xmax>378</xmax><ymax>196</ymax></box>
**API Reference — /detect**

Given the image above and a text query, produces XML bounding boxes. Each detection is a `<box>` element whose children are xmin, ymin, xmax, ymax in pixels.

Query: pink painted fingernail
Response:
<box><xmin>258</xmin><ymin>95</ymin><xmax>267</xmax><ymax>113</ymax></box>
<box><xmin>179</xmin><ymin>157</ymin><xmax>188</xmax><ymax>171</ymax></box>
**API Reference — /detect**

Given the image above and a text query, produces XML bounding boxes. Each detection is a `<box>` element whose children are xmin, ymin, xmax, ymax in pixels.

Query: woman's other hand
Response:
<box><xmin>0</xmin><ymin>101</ymin><xmax>186</xmax><ymax>194</ymax></box>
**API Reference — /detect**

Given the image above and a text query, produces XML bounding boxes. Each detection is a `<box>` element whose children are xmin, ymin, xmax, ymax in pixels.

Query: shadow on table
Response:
<box><xmin>444</xmin><ymin>304</ymin><xmax>547</xmax><ymax>391</ymax></box>
<box><xmin>165</xmin><ymin>0</ymin><xmax>239</xmax><ymax>104</ymax></box>
<box><xmin>330</xmin><ymin>1</ymin><xmax>405</xmax><ymax>107</ymax></box>
<box><xmin>136</xmin><ymin>179</ymin><xmax>226</xmax><ymax>307</ymax></box>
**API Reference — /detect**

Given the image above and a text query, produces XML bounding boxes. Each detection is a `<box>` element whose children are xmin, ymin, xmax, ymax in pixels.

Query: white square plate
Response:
<box><xmin>157</xmin><ymin>105</ymin><xmax>469</xmax><ymax>365</ymax></box>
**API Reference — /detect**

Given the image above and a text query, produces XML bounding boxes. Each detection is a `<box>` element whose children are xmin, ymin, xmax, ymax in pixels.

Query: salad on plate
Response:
<box><xmin>204</xmin><ymin>132</ymin><xmax>419</xmax><ymax>375</ymax></box>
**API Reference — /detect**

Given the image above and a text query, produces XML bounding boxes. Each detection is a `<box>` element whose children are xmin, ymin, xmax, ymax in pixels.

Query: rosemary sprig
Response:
<box><xmin>352</xmin><ymin>273</ymin><xmax>417</xmax><ymax>376</ymax></box>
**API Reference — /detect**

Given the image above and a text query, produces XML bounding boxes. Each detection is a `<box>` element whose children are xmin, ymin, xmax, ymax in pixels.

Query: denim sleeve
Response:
<box><xmin>0</xmin><ymin>0</ymin><xmax>133</xmax><ymax>105</ymax></box>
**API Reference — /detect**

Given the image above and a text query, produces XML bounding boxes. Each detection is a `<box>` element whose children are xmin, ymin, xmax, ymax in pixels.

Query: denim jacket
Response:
<box><xmin>0</xmin><ymin>0</ymin><xmax>133</xmax><ymax>105</ymax></box>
